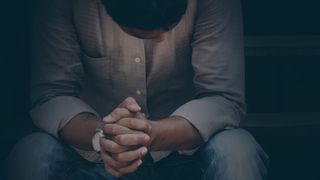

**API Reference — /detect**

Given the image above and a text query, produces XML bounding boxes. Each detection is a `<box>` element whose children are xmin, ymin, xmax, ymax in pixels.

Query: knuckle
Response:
<box><xmin>129</xmin><ymin>135</ymin><xmax>138</xmax><ymax>145</ymax></box>
<box><xmin>113</xmin><ymin>108</ymin><xmax>121</xmax><ymax>116</ymax></box>
<box><xmin>115</xmin><ymin>108</ymin><xmax>126</xmax><ymax>117</ymax></box>
<box><xmin>116</xmin><ymin>153</ymin><xmax>124</xmax><ymax>162</ymax></box>
<box><xmin>118</xmin><ymin>117</ymin><xmax>128</xmax><ymax>125</ymax></box>
<box><xmin>109</xmin><ymin>159</ymin><xmax>118</xmax><ymax>166</ymax></box>
<box><xmin>121</xmin><ymin>108</ymin><xmax>130</xmax><ymax>116</ymax></box>
<box><xmin>128</xmin><ymin>136</ymin><xmax>136</xmax><ymax>144</ymax></box>
<box><xmin>109</xmin><ymin>143</ymin><xmax>118</xmax><ymax>153</ymax></box>
<box><xmin>112</xmin><ymin>154</ymin><xmax>121</xmax><ymax>162</ymax></box>
<box><xmin>140</xmin><ymin>121</ymin><xmax>148</xmax><ymax>130</ymax></box>
<box><xmin>109</xmin><ymin>160</ymin><xmax>117</xmax><ymax>168</ymax></box>
<box><xmin>105</xmin><ymin>158</ymin><xmax>113</xmax><ymax>166</ymax></box>
<box><xmin>109</xmin><ymin>125</ymin><xmax>116</xmax><ymax>134</ymax></box>
<box><xmin>128</xmin><ymin>118</ymin><xmax>135</xmax><ymax>127</ymax></box>
<box><xmin>125</xmin><ymin>97</ymin><xmax>134</xmax><ymax>103</ymax></box>
<box><xmin>112</xmin><ymin>145</ymin><xmax>123</xmax><ymax>154</ymax></box>
<box><xmin>116</xmin><ymin>135</ymin><xmax>125</xmax><ymax>144</ymax></box>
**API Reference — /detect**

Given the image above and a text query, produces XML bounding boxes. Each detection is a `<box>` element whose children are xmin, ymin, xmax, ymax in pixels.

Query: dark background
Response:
<box><xmin>1</xmin><ymin>0</ymin><xmax>320</xmax><ymax>179</ymax></box>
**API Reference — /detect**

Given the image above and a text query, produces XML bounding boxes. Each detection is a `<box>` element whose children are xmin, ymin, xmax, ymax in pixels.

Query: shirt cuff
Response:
<box><xmin>171</xmin><ymin>96</ymin><xmax>241</xmax><ymax>143</ymax></box>
<box><xmin>73</xmin><ymin>147</ymin><xmax>101</xmax><ymax>162</ymax></box>
<box><xmin>150</xmin><ymin>151</ymin><xmax>172</xmax><ymax>162</ymax></box>
<box><xmin>30</xmin><ymin>96</ymin><xmax>100</xmax><ymax>138</ymax></box>
<box><xmin>178</xmin><ymin>147</ymin><xmax>200</xmax><ymax>156</ymax></box>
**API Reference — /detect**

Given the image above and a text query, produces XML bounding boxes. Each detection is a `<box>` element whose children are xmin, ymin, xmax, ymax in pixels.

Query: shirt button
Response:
<box><xmin>134</xmin><ymin>57</ymin><xmax>141</xmax><ymax>63</ymax></box>
<box><xmin>136</xmin><ymin>90</ymin><xmax>142</xmax><ymax>95</ymax></box>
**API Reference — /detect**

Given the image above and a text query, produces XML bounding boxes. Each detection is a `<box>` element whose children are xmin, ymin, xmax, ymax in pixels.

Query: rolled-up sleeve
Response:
<box><xmin>30</xmin><ymin>96</ymin><xmax>99</xmax><ymax>137</ymax></box>
<box><xmin>31</xmin><ymin>0</ymin><xmax>99</xmax><ymax>138</ymax></box>
<box><xmin>171</xmin><ymin>0</ymin><xmax>245</xmax><ymax>142</ymax></box>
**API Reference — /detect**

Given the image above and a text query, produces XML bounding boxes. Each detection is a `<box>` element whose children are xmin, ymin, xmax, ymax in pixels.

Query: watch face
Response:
<box><xmin>92</xmin><ymin>131</ymin><xmax>103</xmax><ymax>152</ymax></box>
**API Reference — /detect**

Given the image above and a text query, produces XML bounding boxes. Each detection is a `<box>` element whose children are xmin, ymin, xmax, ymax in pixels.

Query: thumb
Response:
<box><xmin>119</xmin><ymin>97</ymin><xmax>141</xmax><ymax>113</ymax></box>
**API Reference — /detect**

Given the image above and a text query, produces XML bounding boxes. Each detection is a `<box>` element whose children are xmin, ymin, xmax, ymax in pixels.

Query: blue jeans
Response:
<box><xmin>7</xmin><ymin>128</ymin><xmax>269</xmax><ymax>180</ymax></box>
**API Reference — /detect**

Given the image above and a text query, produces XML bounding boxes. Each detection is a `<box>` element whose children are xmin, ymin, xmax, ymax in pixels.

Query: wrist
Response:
<box><xmin>59</xmin><ymin>112</ymin><xmax>102</xmax><ymax>151</ymax></box>
<box><xmin>147</xmin><ymin>120</ymin><xmax>162</xmax><ymax>151</ymax></box>
<box><xmin>146</xmin><ymin>116</ymin><xmax>203</xmax><ymax>152</ymax></box>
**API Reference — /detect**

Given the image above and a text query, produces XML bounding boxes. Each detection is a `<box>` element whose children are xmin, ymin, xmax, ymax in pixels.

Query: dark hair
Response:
<box><xmin>101</xmin><ymin>0</ymin><xmax>188</xmax><ymax>31</ymax></box>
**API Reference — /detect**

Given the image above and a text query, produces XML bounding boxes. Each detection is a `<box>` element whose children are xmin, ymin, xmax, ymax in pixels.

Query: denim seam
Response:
<box><xmin>201</xmin><ymin>153</ymin><xmax>218</xmax><ymax>180</ymax></box>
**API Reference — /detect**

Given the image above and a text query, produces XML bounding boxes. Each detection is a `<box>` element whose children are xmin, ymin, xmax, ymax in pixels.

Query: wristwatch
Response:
<box><xmin>92</xmin><ymin>126</ymin><xmax>104</xmax><ymax>152</ymax></box>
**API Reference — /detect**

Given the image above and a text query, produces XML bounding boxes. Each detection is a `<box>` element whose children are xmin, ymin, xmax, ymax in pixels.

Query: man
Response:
<box><xmin>8</xmin><ymin>0</ymin><xmax>269</xmax><ymax>179</ymax></box>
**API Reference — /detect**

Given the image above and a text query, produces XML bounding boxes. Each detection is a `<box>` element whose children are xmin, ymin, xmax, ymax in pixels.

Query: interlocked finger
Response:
<box><xmin>116</xmin><ymin>117</ymin><xmax>151</xmax><ymax>133</ymax></box>
<box><xmin>103</xmin><ymin>107</ymin><xmax>134</xmax><ymax>123</ymax></box>
<box><xmin>112</xmin><ymin>146</ymin><xmax>148</xmax><ymax>163</ymax></box>
<box><xmin>103</xmin><ymin>123</ymin><xmax>143</xmax><ymax>136</ymax></box>
<box><xmin>113</xmin><ymin>133</ymin><xmax>150</xmax><ymax>146</ymax></box>
<box><xmin>100</xmin><ymin>137</ymin><xmax>132</xmax><ymax>154</ymax></box>
<box><xmin>118</xmin><ymin>97</ymin><xmax>141</xmax><ymax>112</ymax></box>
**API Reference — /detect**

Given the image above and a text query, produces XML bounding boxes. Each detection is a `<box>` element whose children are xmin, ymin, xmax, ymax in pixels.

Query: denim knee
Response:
<box><xmin>195</xmin><ymin>128</ymin><xmax>269</xmax><ymax>180</ymax></box>
<box><xmin>7</xmin><ymin>132</ymin><xmax>76</xmax><ymax>180</ymax></box>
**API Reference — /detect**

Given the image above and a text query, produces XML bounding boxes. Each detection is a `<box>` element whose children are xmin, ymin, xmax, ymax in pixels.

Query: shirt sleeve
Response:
<box><xmin>30</xmin><ymin>0</ymin><xmax>99</xmax><ymax>138</ymax></box>
<box><xmin>171</xmin><ymin>0</ymin><xmax>246</xmax><ymax>145</ymax></box>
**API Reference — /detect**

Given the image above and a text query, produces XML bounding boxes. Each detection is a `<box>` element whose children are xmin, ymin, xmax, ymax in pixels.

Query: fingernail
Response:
<box><xmin>144</xmin><ymin>135</ymin><xmax>150</xmax><ymax>143</ymax></box>
<box><xmin>130</xmin><ymin>104</ymin><xmax>141</xmax><ymax>111</ymax></box>
<box><xmin>103</xmin><ymin>115</ymin><xmax>111</xmax><ymax>123</ymax></box>
<box><xmin>141</xmin><ymin>147</ymin><xmax>148</xmax><ymax>156</ymax></box>
<box><xmin>137</xmin><ymin>160</ymin><xmax>142</xmax><ymax>166</ymax></box>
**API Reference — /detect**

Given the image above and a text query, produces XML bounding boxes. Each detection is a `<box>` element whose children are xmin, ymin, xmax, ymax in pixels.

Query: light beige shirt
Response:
<box><xmin>31</xmin><ymin>0</ymin><xmax>245</xmax><ymax>162</ymax></box>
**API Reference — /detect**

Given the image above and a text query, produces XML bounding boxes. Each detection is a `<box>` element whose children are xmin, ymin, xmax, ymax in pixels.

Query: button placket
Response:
<box><xmin>136</xmin><ymin>90</ymin><xmax>142</xmax><ymax>95</ymax></box>
<box><xmin>134</xmin><ymin>57</ymin><xmax>142</xmax><ymax>63</ymax></box>
<box><xmin>133</xmin><ymin>56</ymin><xmax>148</xmax><ymax>115</ymax></box>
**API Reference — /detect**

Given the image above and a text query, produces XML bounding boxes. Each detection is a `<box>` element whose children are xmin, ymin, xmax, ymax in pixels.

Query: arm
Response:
<box><xmin>31</xmin><ymin>0</ymin><xmax>101</xmax><ymax>152</ymax></box>
<box><xmin>147</xmin><ymin>0</ymin><xmax>245</xmax><ymax>152</ymax></box>
<box><xmin>147</xmin><ymin>116</ymin><xmax>202</xmax><ymax>152</ymax></box>
<box><xmin>59</xmin><ymin>113</ymin><xmax>101</xmax><ymax>151</ymax></box>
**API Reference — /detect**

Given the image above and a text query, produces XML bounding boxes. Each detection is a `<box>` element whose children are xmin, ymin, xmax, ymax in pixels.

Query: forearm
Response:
<box><xmin>148</xmin><ymin>116</ymin><xmax>203</xmax><ymax>152</ymax></box>
<box><xmin>59</xmin><ymin>112</ymin><xmax>102</xmax><ymax>151</ymax></box>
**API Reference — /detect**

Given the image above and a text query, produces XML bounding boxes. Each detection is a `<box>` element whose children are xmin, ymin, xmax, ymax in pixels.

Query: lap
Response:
<box><xmin>6</xmin><ymin>128</ymin><xmax>268</xmax><ymax>180</ymax></box>
<box><xmin>6</xmin><ymin>132</ymin><xmax>114</xmax><ymax>180</ymax></box>
<box><xmin>152</xmin><ymin>128</ymin><xmax>269</xmax><ymax>180</ymax></box>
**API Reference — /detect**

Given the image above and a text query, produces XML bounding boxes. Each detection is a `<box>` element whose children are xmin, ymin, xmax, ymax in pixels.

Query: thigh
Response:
<box><xmin>194</xmin><ymin>128</ymin><xmax>269</xmax><ymax>180</ymax></box>
<box><xmin>7</xmin><ymin>132</ymin><xmax>154</xmax><ymax>180</ymax></box>
<box><xmin>6</xmin><ymin>132</ymin><xmax>100</xmax><ymax>180</ymax></box>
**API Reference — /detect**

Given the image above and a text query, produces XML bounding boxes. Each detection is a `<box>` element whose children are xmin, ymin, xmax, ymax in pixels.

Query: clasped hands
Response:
<box><xmin>99</xmin><ymin>97</ymin><xmax>152</xmax><ymax>177</ymax></box>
